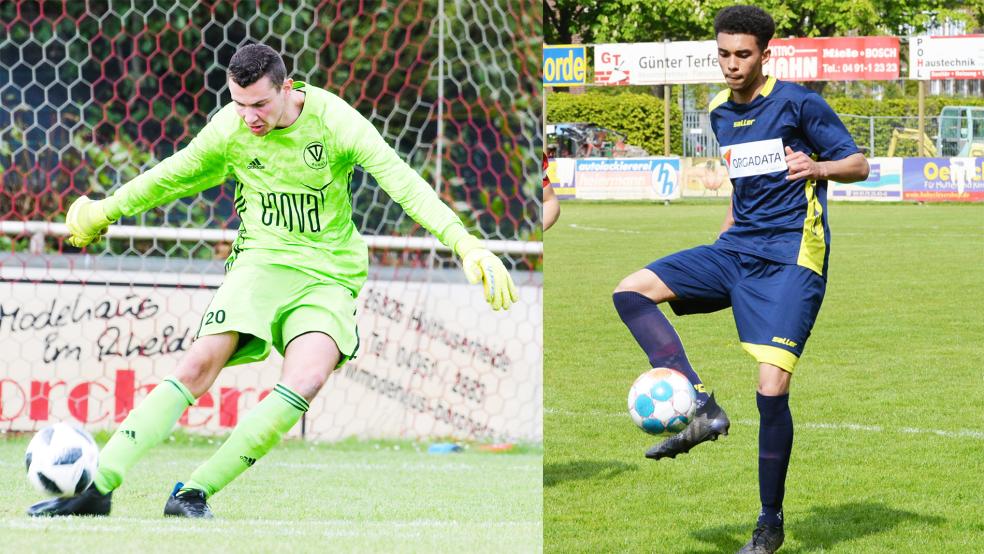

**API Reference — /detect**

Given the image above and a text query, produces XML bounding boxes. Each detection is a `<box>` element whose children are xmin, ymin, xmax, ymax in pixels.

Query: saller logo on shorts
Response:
<box><xmin>721</xmin><ymin>138</ymin><xmax>786</xmax><ymax>178</ymax></box>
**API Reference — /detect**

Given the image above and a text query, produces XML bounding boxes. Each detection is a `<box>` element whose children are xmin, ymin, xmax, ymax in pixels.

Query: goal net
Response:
<box><xmin>0</xmin><ymin>0</ymin><xmax>542</xmax><ymax>443</ymax></box>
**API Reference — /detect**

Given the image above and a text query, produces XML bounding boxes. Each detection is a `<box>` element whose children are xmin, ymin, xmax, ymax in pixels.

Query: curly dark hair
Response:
<box><xmin>713</xmin><ymin>5</ymin><xmax>775</xmax><ymax>52</ymax></box>
<box><xmin>227</xmin><ymin>44</ymin><xmax>287</xmax><ymax>88</ymax></box>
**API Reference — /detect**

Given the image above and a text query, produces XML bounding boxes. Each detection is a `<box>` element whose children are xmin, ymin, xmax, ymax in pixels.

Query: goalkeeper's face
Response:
<box><xmin>229</xmin><ymin>76</ymin><xmax>293</xmax><ymax>136</ymax></box>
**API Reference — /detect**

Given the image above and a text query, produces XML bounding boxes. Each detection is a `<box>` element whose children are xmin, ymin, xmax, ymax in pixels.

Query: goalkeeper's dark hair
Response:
<box><xmin>713</xmin><ymin>5</ymin><xmax>775</xmax><ymax>52</ymax></box>
<box><xmin>228</xmin><ymin>44</ymin><xmax>287</xmax><ymax>88</ymax></box>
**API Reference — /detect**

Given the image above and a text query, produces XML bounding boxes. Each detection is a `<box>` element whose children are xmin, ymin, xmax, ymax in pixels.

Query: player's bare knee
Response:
<box><xmin>280</xmin><ymin>370</ymin><xmax>331</xmax><ymax>403</ymax></box>
<box><xmin>757</xmin><ymin>363</ymin><xmax>792</xmax><ymax>396</ymax></box>
<box><xmin>614</xmin><ymin>270</ymin><xmax>674</xmax><ymax>303</ymax></box>
<box><xmin>757</xmin><ymin>383</ymin><xmax>788</xmax><ymax>396</ymax></box>
<box><xmin>172</xmin><ymin>346</ymin><xmax>230</xmax><ymax>397</ymax></box>
<box><xmin>170</xmin><ymin>333</ymin><xmax>237</xmax><ymax>397</ymax></box>
<box><xmin>613</xmin><ymin>277</ymin><xmax>635</xmax><ymax>295</ymax></box>
<box><xmin>172</xmin><ymin>357</ymin><xmax>220</xmax><ymax>398</ymax></box>
<box><xmin>615</xmin><ymin>269</ymin><xmax>647</xmax><ymax>293</ymax></box>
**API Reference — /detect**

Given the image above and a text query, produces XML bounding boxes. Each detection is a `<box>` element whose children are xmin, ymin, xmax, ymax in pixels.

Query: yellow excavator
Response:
<box><xmin>887</xmin><ymin>106</ymin><xmax>984</xmax><ymax>157</ymax></box>
<box><xmin>887</xmin><ymin>128</ymin><xmax>936</xmax><ymax>157</ymax></box>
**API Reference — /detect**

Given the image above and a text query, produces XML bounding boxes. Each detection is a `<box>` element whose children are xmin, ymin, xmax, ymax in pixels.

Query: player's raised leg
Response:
<box><xmin>738</xmin><ymin>363</ymin><xmax>792</xmax><ymax>554</ymax></box>
<box><xmin>164</xmin><ymin>332</ymin><xmax>337</xmax><ymax>518</ymax></box>
<box><xmin>614</xmin><ymin>247</ymin><xmax>737</xmax><ymax>460</ymax></box>
<box><xmin>613</xmin><ymin>269</ymin><xmax>711</xmax><ymax>406</ymax></box>
<box><xmin>614</xmin><ymin>270</ymin><xmax>729</xmax><ymax>460</ymax></box>
<box><xmin>27</xmin><ymin>333</ymin><xmax>237</xmax><ymax>517</ymax></box>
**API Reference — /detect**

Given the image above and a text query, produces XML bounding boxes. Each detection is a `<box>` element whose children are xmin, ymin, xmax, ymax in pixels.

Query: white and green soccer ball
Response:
<box><xmin>25</xmin><ymin>422</ymin><xmax>99</xmax><ymax>497</ymax></box>
<box><xmin>628</xmin><ymin>368</ymin><xmax>697</xmax><ymax>435</ymax></box>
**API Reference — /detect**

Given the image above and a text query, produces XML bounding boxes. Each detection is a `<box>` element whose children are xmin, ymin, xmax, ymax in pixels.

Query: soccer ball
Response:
<box><xmin>627</xmin><ymin>368</ymin><xmax>698</xmax><ymax>435</ymax></box>
<box><xmin>25</xmin><ymin>422</ymin><xmax>99</xmax><ymax>497</ymax></box>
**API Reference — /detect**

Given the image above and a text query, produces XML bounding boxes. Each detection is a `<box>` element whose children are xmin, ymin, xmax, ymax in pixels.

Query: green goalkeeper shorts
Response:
<box><xmin>197</xmin><ymin>263</ymin><xmax>360</xmax><ymax>368</ymax></box>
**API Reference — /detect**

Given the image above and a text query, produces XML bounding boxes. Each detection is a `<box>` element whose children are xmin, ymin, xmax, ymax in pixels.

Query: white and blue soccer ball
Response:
<box><xmin>25</xmin><ymin>422</ymin><xmax>99</xmax><ymax>497</ymax></box>
<box><xmin>628</xmin><ymin>368</ymin><xmax>698</xmax><ymax>435</ymax></box>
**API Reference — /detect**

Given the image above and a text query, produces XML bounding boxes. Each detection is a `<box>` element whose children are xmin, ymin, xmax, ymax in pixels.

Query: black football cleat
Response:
<box><xmin>164</xmin><ymin>482</ymin><xmax>214</xmax><ymax>519</ymax></box>
<box><xmin>645</xmin><ymin>392</ymin><xmax>730</xmax><ymax>460</ymax></box>
<box><xmin>28</xmin><ymin>484</ymin><xmax>112</xmax><ymax>517</ymax></box>
<box><xmin>737</xmin><ymin>523</ymin><xmax>785</xmax><ymax>553</ymax></box>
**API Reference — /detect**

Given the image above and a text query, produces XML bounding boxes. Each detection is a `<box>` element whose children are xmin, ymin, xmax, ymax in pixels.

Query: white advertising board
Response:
<box><xmin>594</xmin><ymin>41</ymin><xmax>722</xmax><ymax>85</ymax></box>
<box><xmin>828</xmin><ymin>157</ymin><xmax>903</xmax><ymax>201</ymax></box>
<box><xmin>909</xmin><ymin>35</ymin><xmax>984</xmax><ymax>80</ymax></box>
<box><xmin>573</xmin><ymin>158</ymin><xmax>681</xmax><ymax>200</ymax></box>
<box><xmin>0</xmin><ymin>267</ymin><xmax>542</xmax><ymax>442</ymax></box>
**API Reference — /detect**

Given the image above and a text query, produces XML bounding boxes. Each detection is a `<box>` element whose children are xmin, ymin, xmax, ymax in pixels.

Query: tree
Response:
<box><xmin>547</xmin><ymin>0</ymin><xmax>984</xmax><ymax>92</ymax></box>
<box><xmin>544</xmin><ymin>0</ymin><xmax>600</xmax><ymax>44</ymax></box>
<box><xmin>570</xmin><ymin>0</ymin><xmax>983</xmax><ymax>44</ymax></box>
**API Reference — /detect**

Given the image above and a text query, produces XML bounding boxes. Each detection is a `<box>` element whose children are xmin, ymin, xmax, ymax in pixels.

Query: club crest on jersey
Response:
<box><xmin>303</xmin><ymin>141</ymin><xmax>328</xmax><ymax>169</ymax></box>
<box><xmin>720</xmin><ymin>138</ymin><xmax>786</xmax><ymax>178</ymax></box>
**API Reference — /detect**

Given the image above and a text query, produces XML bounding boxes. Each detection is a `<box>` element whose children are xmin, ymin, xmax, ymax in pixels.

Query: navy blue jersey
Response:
<box><xmin>709</xmin><ymin>75</ymin><xmax>860</xmax><ymax>277</ymax></box>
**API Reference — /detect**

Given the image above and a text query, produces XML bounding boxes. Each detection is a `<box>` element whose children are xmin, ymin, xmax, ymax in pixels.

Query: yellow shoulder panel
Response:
<box><xmin>760</xmin><ymin>75</ymin><xmax>777</xmax><ymax>97</ymax></box>
<box><xmin>708</xmin><ymin>88</ymin><xmax>731</xmax><ymax>113</ymax></box>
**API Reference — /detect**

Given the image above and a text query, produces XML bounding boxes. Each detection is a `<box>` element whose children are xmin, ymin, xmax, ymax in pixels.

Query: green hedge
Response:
<box><xmin>546</xmin><ymin>90</ymin><xmax>682</xmax><ymax>156</ymax></box>
<box><xmin>548</xmin><ymin>90</ymin><xmax>984</xmax><ymax>158</ymax></box>
<box><xmin>828</xmin><ymin>97</ymin><xmax>984</xmax><ymax>157</ymax></box>
<box><xmin>827</xmin><ymin>97</ymin><xmax>984</xmax><ymax>118</ymax></box>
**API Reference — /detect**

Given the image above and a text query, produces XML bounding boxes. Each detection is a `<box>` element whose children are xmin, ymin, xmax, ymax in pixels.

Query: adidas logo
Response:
<box><xmin>122</xmin><ymin>429</ymin><xmax>136</xmax><ymax>442</ymax></box>
<box><xmin>246</xmin><ymin>158</ymin><xmax>265</xmax><ymax>169</ymax></box>
<box><xmin>240</xmin><ymin>455</ymin><xmax>256</xmax><ymax>467</ymax></box>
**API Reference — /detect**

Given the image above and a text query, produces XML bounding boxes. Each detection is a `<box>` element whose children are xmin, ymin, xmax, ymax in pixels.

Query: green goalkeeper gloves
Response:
<box><xmin>66</xmin><ymin>196</ymin><xmax>118</xmax><ymax>248</ymax></box>
<box><xmin>454</xmin><ymin>235</ymin><xmax>519</xmax><ymax>311</ymax></box>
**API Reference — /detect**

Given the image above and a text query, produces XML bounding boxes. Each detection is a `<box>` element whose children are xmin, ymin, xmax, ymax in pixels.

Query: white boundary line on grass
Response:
<box><xmin>0</xmin><ymin>459</ymin><xmax>542</xmax><ymax>471</ymax></box>
<box><xmin>1</xmin><ymin>517</ymin><xmax>540</xmax><ymax>537</ymax></box>
<box><xmin>567</xmin><ymin>223</ymin><xmax>643</xmax><ymax>234</ymax></box>
<box><xmin>544</xmin><ymin>408</ymin><xmax>984</xmax><ymax>440</ymax></box>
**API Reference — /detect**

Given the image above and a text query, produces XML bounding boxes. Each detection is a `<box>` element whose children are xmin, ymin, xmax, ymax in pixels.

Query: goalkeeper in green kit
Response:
<box><xmin>28</xmin><ymin>44</ymin><xmax>518</xmax><ymax>518</ymax></box>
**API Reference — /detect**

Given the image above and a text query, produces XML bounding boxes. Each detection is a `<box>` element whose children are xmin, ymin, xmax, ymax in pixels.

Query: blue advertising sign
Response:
<box><xmin>543</xmin><ymin>45</ymin><xmax>587</xmax><ymax>87</ymax></box>
<box><xmin>573</xmin><ymin>158</ymin><xmax>680</xmax><ymax>200</ymax></box>
<box><xmin>901</xmin><ymin>157</ymin><xmax>984</xmax><ymax>202</ymax></box>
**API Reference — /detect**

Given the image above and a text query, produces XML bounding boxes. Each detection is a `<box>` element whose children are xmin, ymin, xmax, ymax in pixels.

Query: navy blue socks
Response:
<box><xmin>756</xmin><ymin>392</ymin><xmax>793</xmax><ymax>528</ymax></box>
<box><xmin>613</xmin><ymin>291</ymin><xmax>710</xmax><ymax>407</ymax></box>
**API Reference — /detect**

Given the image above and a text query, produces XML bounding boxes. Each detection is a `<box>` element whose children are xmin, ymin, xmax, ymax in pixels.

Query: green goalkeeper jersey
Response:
<box><xmin>106</xmin><ymin>82</ymin><xmax>469</xmax><ymax>294</ymax></box>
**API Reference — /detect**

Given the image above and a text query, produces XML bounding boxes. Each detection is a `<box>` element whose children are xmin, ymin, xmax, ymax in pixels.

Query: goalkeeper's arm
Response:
<box><xmin>342</xmin><ymin>105</ymin><xmax>518</xmax><ymax>311</ymax></box>
<box><xmin>66</xmin><ymin>111</ymin><xmax>230</xmax><ymax>248</ymax></box>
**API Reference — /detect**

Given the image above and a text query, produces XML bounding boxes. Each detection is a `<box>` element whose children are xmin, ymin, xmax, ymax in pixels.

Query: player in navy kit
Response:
<box><xmin>611</xmin><ymin>6</ymin><xmax>869</xmax><ymax>553</ymax></box>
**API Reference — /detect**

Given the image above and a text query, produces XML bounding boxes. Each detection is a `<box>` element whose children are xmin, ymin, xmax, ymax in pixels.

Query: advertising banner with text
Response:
<box><xmin>901</xmin><ymin>158</ymin><xmax>984</xmax><ymax>201</ymax></box>
<box><xmin>594</xmin><ymin>41</ymin><xmax>723</xmax><ymax>85</ymax></box>
<box><xmin>543</xmin><ymin>44</ymin><xmax>587</xmax><ymax>87</ymax></box>
<box><xmin>573</xmin><ymin>158</ymin><xmax>681</xmax><ymax>200</ymax></box>
<box><xmin>909</xmin><ymin>35</ymin><xmax>984</xmax><ymax>80</ymax></box>
<box><xmin>828</xmin><ymin>157</ymin><xmax>903</xmax><ymax>201</ymax></box>
<box><xmin>763</xmin><ymin>36</ymin><xmax>900</xmax><ymax>81</ymax></box>
<box><xmin>594</xmin><ymin>36</ymin><xmax>899</xmax><ymax>85</ymax></box>
<box><xmin>0</xmin><ymin>269</ymin><xmax>542</xmax><ymax>442</ymax></box>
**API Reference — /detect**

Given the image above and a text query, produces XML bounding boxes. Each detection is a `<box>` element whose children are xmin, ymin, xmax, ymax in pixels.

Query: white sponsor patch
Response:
<box><xmin>721</xmin><ymin>138</ymin><xmax>787</xmax><ymax>178</ymax></box>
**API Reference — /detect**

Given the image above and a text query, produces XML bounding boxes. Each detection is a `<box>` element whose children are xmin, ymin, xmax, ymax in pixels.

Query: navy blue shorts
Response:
<box><xmin>646</xmin><ymin>244</ymin><xmax>826</xmax><ymax>372</ymax></box>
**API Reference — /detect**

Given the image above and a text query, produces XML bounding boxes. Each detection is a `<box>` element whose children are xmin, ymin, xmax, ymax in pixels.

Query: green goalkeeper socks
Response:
<box><xmin>183</xmin><ymin>383</ymin><xmax>309</xmax><ymax>497</ymax></box>
<box><xmin>92</xmin><ymin>377</ymin><xmax>195</xmax><ymax>494</ymax></box>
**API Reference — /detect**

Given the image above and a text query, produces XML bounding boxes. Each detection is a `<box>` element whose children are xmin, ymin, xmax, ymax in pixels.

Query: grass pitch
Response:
<box><xmin>544</xmin><ymin>201</ymin><xmax>984</xmax><ymax>553</ymax></box>
<box><xmin>1</xmin><ymin>435</ymin><xmax>541</xmax><ymax>553</ymax></box>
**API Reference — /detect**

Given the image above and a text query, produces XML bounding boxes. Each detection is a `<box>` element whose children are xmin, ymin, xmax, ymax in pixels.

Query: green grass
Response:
<box><xmin>1</xmin><ymin>436</ymin><xmax>542</xmax><ymax>553</ymax></box>
<box><xmin>544</xmin><ymin>201</ymin><xmax>984</xmax><ymax>553</ymax></box>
